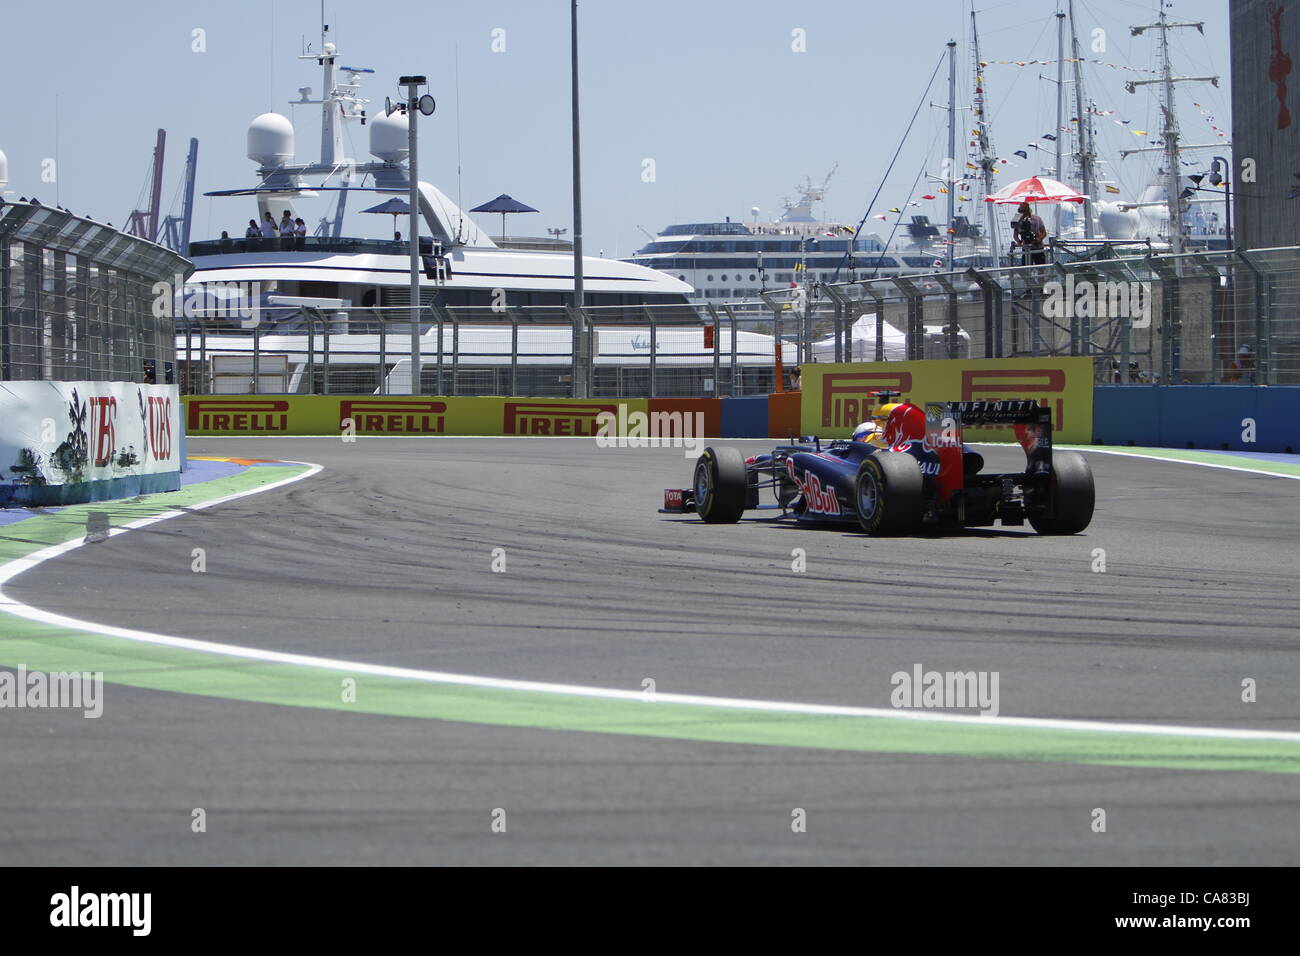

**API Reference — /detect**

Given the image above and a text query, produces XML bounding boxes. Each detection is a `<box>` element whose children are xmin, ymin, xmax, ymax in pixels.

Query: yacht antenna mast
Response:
<box><xmin>970</xmin><ymin>11</ymin><xmax>1000</xmax><ymax>259</ymax></box>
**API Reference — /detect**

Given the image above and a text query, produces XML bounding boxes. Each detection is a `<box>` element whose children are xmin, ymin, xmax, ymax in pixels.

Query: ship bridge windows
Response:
<box><xmin>659</xmin><ymin>222</ymin><xmax>752</xmax><ymax>237</ymax></box>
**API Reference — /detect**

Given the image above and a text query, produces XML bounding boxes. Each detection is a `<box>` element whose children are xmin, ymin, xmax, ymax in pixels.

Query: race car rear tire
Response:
<box><xmin>694</xmin><ymin>446</ymin><xmax>748</xmax><ymax>524</ymax></box>
<box><xmin>855</xmin><ymin>452</ymin><xmax>924</xmax><ymax>535</ymax></box>
<box><xmin>1028</xmin><ymin>451</ymin><xmax>1095</xmax><ymax>535</ymax></box>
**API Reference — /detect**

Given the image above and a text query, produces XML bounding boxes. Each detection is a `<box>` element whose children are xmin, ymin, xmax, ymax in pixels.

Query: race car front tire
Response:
<box><xmin>855</xmin><ymin>452</ymin><xmax>924</xmax><ymax>535</ymax></box>
<box><xmin>694</xmin><ymin>446</ymin><xmax>748</xmax><ymax>523</ymax></box>
<box><xmin>1028</xmin><ymin>451</ymin><xmax>1095</xmax><ymax>535</ymax></box>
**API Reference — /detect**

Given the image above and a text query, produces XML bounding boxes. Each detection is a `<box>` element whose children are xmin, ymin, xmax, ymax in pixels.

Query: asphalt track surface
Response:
<box><xmin>3</xmin><ymin>437</ymin><xmax>1300</xmax><ymax>865</ymax></box>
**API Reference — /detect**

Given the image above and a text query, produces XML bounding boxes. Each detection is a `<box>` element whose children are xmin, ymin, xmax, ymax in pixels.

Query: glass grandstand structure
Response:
<box><xmin>0</xmin><ymin>201</ymin><xmax>189</xmax><ymax>383</ymax></box>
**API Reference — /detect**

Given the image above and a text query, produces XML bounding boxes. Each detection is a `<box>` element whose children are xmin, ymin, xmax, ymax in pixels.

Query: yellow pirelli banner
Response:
<box><xmin>801</xmin><ymin>357</ymin><xmax>1094</xmax><ymax>443</ymax></box>
<box><xmin>182</xmin><ymin>395</ymin><xmax>650</xmax><ymax>437</ymax></box>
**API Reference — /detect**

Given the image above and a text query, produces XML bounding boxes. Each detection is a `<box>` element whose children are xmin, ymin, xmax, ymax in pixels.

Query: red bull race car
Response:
<box><xmin>661</xmin><ymin>394</ymin><xmax>1094</xmax><ymax>535</ymax></box>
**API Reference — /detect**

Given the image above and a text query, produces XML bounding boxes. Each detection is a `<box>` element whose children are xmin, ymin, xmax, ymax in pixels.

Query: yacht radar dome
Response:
<box><xmin>247</xmin><ymin>112</ymin><xmax>295</xmax><ymax>166</ymax></box>
<box><xmin>369</xmin><ymin>109</ymin><xmax>409</xmax><ymax>164</ymax></box>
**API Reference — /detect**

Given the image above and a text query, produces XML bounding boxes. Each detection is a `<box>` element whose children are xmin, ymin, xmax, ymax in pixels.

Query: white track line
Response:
<box><xmin>1053</xmin><ymin>445</ymin><xmax>1300</xmax><ymax>481</ymax></box>
<box><xmin>3</xmin><ymin>457</ymin><xmax>1300</xmax><ymax>744</ymax></box>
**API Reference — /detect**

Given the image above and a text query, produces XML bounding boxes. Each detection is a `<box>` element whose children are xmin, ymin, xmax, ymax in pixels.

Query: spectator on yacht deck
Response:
<box><xmin>294</xmin><ymin>217</ymin><xmax>307</xmax><ymax>250</ymax></box>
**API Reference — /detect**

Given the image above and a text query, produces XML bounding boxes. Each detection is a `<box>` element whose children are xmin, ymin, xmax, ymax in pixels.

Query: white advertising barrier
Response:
<box><xmin>0</xmin><ymin>382</ymin><xmax>182</xmax><ymax>506</ymax></box>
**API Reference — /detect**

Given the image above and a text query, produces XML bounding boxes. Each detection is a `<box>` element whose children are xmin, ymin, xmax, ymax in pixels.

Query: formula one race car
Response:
<box><xmin>661</xmin><ymin>394</ymin><xmax>1094</xmax><ymax>535</ymax></box>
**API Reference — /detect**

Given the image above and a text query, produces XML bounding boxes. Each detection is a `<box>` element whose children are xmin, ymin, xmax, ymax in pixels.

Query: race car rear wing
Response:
<box><xmin>941</xmin><ymin>400</ymin><xmax>1051</xmax><ymax>426</ymax></box>
<box><xmin>928</xmin><ymin>399</ymin><xmax>1053</xmax><ymax>475</ymax></box>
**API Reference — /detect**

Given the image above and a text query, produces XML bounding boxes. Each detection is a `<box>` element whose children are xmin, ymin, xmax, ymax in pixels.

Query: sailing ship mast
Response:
<box><xmin>1054</xmin><ymin>11</ymin><xmax>1066</xmax><ymax>236</ymax></box>
<box><xmin>946</xmin><ymin>39</ymin><xmax>957</xmax><ymax>272</ymax></box>
<box><xmin>970</xmin><ymin>11</ymin><xmax>1001</xmax><ymax>259</ymax></box>
<box><xmin>1122</xmin><ymin>8</ymin><xmax>1220</xmax><ymax>254</ymax></box>
<box><xmin>1068</xmin><ymin>0</ymin><xmax>1096</xmax><ymax>239</ymax></box>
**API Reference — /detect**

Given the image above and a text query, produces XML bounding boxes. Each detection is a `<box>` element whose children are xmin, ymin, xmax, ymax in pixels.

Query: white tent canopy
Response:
<box><xmin>811</xmin><ymin>313</ymin><xmax>909</xmax><ymax>363</ymax></box>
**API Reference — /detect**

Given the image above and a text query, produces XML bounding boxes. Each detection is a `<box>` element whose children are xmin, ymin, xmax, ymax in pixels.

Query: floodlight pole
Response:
<box><xmin>571</xmin><ymin>0</ymin><xmax>588</xmax><ymax>397</ymax></box>
<box><xmin>401</xmin><ymin>75</ymin><xmax>426</xmax><ymax>394</ymax></box>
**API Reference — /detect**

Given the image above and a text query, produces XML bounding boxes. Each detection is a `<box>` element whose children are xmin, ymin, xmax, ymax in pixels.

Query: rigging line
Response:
<box><xmin>455</xmin><ymin>43</ymin><xmax>464</xmax><ymax>235</ymax></box>
<box><xmin>872</xmin><ymin>156</ymin><xmax>938</xmax><ymax>280</ymax></box>
<box><xmin>831</xmin><ymin>49</ymin><xmax>947</xmax><ymax>282</ymax></box>
<box><xmin>986</xmin><ymin>12</ymin><xmax>1055</xmax><ymax>130</ymax></box>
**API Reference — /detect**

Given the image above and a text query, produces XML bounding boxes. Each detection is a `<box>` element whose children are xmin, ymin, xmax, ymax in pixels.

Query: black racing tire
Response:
<box><xmin>1028</xmin><ymin>451</ymin><xmax>1095</xmax><ymax>535</ymax></box>
<box><xmin>693</xmin><ymin>446</ymin><xmax>748</xmax><ymax>524</ymax></box>
<box><xmin>854</xmin><ymin>452</ymin><xmax>925</xmax><ymax>535</ymax></box>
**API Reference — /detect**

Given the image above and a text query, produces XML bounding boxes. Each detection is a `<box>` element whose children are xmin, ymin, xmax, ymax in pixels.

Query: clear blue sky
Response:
<box><xmin>0</xmin><ymin>0</ymin><xmax>1230</xmax><ymax>256</ymax></box>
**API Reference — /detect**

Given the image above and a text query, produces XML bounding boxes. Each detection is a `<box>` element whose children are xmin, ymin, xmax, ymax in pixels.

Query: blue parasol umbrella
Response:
<box><xmin>361</xmin><ymin>197</ymin><xmax>413</xmax><ymax>237</ymax></box>
<box><xmin>469</xmin><ymin>193</ymin><xmax>539</xmax><ymax>240</ymax></box>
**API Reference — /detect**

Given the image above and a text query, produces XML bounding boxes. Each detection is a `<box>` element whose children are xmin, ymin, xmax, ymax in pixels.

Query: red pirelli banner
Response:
<box><xmin>182</xmin><ymin>395</ymin><xmax>652</xmax><ymax>436</ymax></box>
<box><xmin>801</xmin><ymin>357</ymin><xmax>1093</xmax><ymax>442</ymax></box>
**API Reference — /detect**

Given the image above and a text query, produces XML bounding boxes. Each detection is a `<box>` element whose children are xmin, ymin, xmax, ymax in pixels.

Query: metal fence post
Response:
<box><xmin>180</xmin><ymin>316</ymin><xmax>193</xmax><ymax>394</ymax></box>
<box><xmin>510</xmin><ymin>312</ymin><xmax>519</xmax><ymax>397</ymax></box>
<box><xmin>857</xmin><ymin>281</ymin><xmax>886</xmax><ymax>363</ymax></box>
<box><xmin>450</xmin><ymin>309</ymin><xmax>460</xmax><ymax>396</ymax></box>
<box><xmin>931</xmin><ymin>274</ymin><xmax>963</xmax><ymax>359</ymax></box>
<box><xmin>891</xmin><ymin>276</ymin><xmax>924</xmax><ymax>361</ymax></box>
<box><xmin>1146</xmin><ymin>256</ymin><xmax>1180</xmax><ymax>385</ymax></box>
<box><xmin>252</xmin><ymin>323</ymin><xmax>261</xmax><ymax>394</ymax></box>
<box><xmin>197</xmin><ymin>318</ymin><xmax>208</xmax><ymax>393</ymax></box>
<box><xmin>967</xmin><ymin>268</ymin><xmax>1000</xmax><ymax>359</ymax></box>
<box><xmin>802</xmin><ymin>283</ymin><xmax>815</xmax><ymax>365</ymax></box>
<box><xmin>821</xmin><ymin>284</ymin><xmax>849</xmax><ymax>364</ymax></box>
<box><xmin>433</xmin><ymin>302</ymin><xmax>446</xmax><ymax>395</ymax></box>
<box><xmin>722</xmin><ymin>303</ymin><xmax>740</xmax><ymax>395</ymax></box>
<box><xmin>1236</xmin><ymin>251</ymin><xmax>1272</xmax><ymax>386</ymax></box>
<box><xmin>567</xmin><ymin>305</ymin><xmax>580</xmax><ymax>398</ymax></box>
<box><xmin>321</xmin><ymin>308</ymin><xmax>331</xmax><ymax>395</ymax></box>
<box><xmin>766</xmin><ymin>296</ymin><xmax>785</xmax><ymax>391</ymax></box>
<box><xmin>643</xmin><ymin>306</ymin><xmax>657</xmax><ymax>399</ymax></box>
<box><xmin>705</xmin><ymin>302</ymin><xmax>722</xmax><ymax>398</ymax></box>
<box><xmin>377</xmin><ymin>311</ymin><xmax>387</xmax><ymax>395</ymax></box>
<box><xmin>304</xmin><ymin>309</ymin><xmax>315</xmax><ymax>394</ymax></box>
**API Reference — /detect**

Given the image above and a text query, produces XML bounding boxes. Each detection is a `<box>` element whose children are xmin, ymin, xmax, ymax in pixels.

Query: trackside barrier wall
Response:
<box><xmin>184</xmin><ymin>396</ymin><xmax>651</xmax><ymax>437</ymax></box>
<box><xmin>768</xmin><ymin>392</ymin><xmax>802</xmax><ymax>440</ymax></box>
<box><xmin>799</xmin><ymin>358</ymin><xmax>1095</xmax><ymax>443</ymax></box>
<box><xmin>179</xmin><ymin>383</ymin><xmax>1300</xmax><ymax>453</ymax></box>
<box><xmin>1093</xmin><ymin>385</ymin><xmax>1300</xmax><ymax>453</ymax></box>
<box><xmin>720</xmin><ymin>396</ymin><xmax>769</xmax><ymax>438</ymax></box>
<box><xmin>1</xmin><ymin>382</ymin><xmax>182</xmax><ymax>506</ymax></box>
<box><xmin>647</xmin><ymin>398</ymin><xmax>722</xmax><ymax>440</ymax></box>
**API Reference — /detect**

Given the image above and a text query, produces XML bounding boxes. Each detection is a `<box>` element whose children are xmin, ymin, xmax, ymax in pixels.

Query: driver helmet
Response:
<box><xmin>852</xmin><ymin>403</ymin><xmax>899</xmax><ymax>443</ymax></box>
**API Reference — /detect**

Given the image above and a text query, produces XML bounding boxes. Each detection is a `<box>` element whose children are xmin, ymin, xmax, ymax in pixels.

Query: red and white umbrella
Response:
<box><xmin>984</xmin><ymin>176</ymin><xmax>1085</xmax><ymax>205</ymax></box>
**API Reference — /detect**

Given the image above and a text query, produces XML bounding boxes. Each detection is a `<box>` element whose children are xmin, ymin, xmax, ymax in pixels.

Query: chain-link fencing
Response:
<box><xmin>171</xmin><ymin>246</ymin><xmax>1300</xmax><ymax>395</ymax></box>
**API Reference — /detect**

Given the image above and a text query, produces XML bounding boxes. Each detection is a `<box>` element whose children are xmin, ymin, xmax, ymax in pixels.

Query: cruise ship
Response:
<box><xmin>623</xmin><ymin>174</ymin><xmax>998</xmax><ymax>306</ymax></box>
